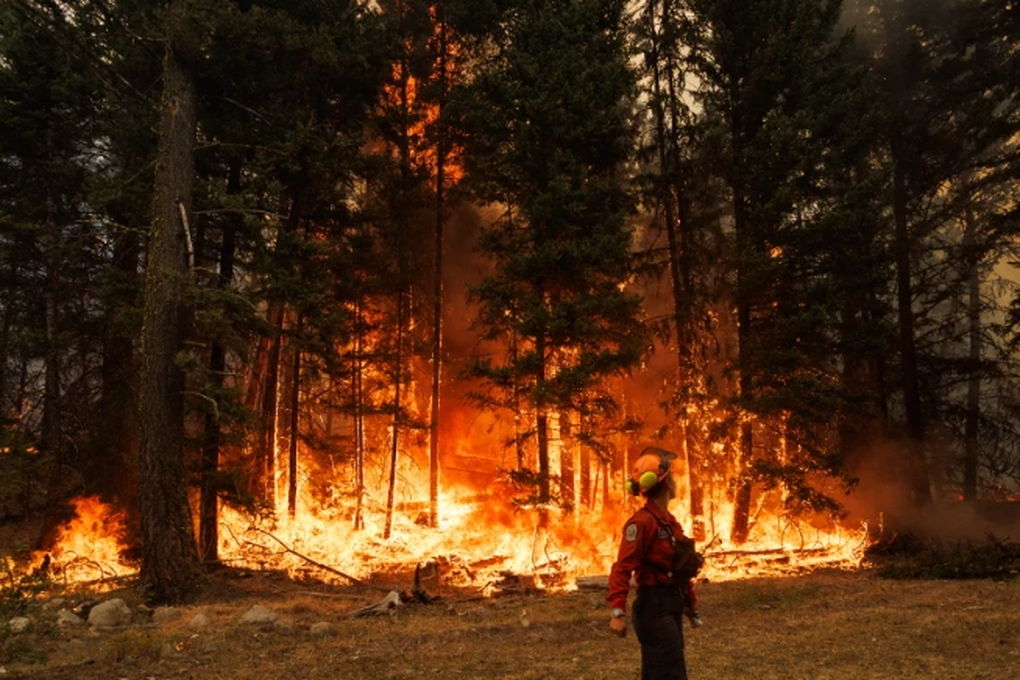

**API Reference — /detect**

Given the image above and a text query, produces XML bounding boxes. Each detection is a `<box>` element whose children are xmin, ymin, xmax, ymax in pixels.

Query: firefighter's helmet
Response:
<box><xmin>626</xmin><ymin>447</ymin><xmax>676</xmax><ymax>496</ymax></box>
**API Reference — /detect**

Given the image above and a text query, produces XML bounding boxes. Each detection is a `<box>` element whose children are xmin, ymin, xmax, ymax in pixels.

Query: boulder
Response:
<box><xmin>239</xmin><ymin>604</ymin><xmax>278</xmax><ymax>625</ymax></box>
<box><xmin>87</xmin><ymin>598</ymin><xmax>133</xmax><ymax>628</ymax></box>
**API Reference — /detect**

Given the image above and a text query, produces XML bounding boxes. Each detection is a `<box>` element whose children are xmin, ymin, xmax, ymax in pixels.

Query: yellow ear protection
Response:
<box><xmin>639</xmin><ymin>469</ymin><xmax>661</xmax><ymax>489</ymax></box>
<box><xmin>626</xmin><ymin>452</ymin><xmax>671</xmax><ymax>496</ymax></box>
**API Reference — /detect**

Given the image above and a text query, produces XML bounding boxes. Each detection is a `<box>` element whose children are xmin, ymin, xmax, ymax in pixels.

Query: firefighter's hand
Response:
<box><xmin>609</xmin><ymin>614</ymin><xmax>627</xmax><ymax>638</ymax></box>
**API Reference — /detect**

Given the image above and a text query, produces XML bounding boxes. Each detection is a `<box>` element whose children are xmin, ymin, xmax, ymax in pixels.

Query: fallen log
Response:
<box><xmin>351</xmin><ymin>590</ymin><xmax>403</xmax><ymax>617</ymax></box>
<box><xmin>575</xmin><ymin>575</ymin><xmax>608</xmax><ymax>591</ymax></box>
<box><xmin>705</xmin><ymin>547</ymin><xmax>834</xmax><ymax>560</ymax></box>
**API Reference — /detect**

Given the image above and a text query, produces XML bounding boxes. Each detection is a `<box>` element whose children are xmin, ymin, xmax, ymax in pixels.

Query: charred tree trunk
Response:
<box><xmin>383</xmin><ymin>287</ymin><xmax>405</xmax><ymax>540</ymax></box>
<box><xmin>580</xmin><ymin>414</ymin><xmax>591</xmax><ymax>508</ymax></box>
<box><xmin>891</xmin><ymin>143</ymin><xmax>931</xmax><ymax>506</ymax></box>
<box><xmin>287</xmin><ymin>314</ymin><xmax>302</xmax><ymax>519</ymax></box>
<box><xmin>98</xmin><ymin>228</ymin><xmax>140</xmax><ymax>511</ymax></box>
<box><xmin>536</xmin><ymin>331</ymin><xmax>550</xmax><ymax>504</ymax></box>
<box><xmin>427</xmin><ymin>9</ymin><xmax>449</xmax><ymax>530</ymax></box>
<box><xmin>353</xmin><ymin>298</ymin><xmax>365</xmax><ymax>531</ymax></box>
<box><xmin>41</xmin><ymin>185</ymin><xmax>62</xmax><ymax>501</ymax></box>
<box><xmin>648</xmin><ymin>0</ymin><xmax>705</xmax><ymax>539</ymax></box>
<box><xmin>198</xmin><ymin>161</ymin><xmax>240</xmax><ymax>564</ymax></box>
<box><xmin>511</xmin><ymin>330</ymin><xmax>527</xmax><ymax>470</ymax></box>
<box><xmin>261</xmin><ymin>310</ymin><xmax>282</xmax><ymax>512</ymax></box>
<box><xmin>559</xmin><ymin>410</ymin><xmax>574</xmax><ymax>511</ymax></box>
<box><xmin>138</xmin><ymin>22</ymin><xmax>203</xmax><ymax>603</ymax></box>
<box><xmin>963</xmin><ymin>206</ymin><xmax>981</xmax><ymax>503</ymax></box>
<box><xmin>732</xmin><ymin>192</ymin><xmax>753</xmax><ymax>545</ymax></box>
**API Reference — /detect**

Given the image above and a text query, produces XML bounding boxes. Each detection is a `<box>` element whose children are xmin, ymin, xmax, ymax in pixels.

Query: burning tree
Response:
<box><xmin>457</xmin><ymin>0</ymin><xmax>649</xmax><ymax>509</ymax></box>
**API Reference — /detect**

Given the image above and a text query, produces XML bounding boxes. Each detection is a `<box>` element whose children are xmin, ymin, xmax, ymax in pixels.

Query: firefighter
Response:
<box><xmin>608</xmin><ymin>448</ymin><xmax>699</xmax><ymax>680</ymax></box>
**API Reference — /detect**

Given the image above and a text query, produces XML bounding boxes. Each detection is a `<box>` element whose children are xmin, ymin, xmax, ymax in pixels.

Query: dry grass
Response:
<box><xmin>2</xmin><ymin>567</ymin><xmax>1019</xmax><ymax>679</ymax></box>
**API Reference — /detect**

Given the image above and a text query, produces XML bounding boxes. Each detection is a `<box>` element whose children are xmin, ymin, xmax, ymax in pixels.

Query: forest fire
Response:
<box><xmin>29</xmin><ymin>462</ymin><xmax>871</xmax><ymax>594</ymax></box>
<box><xmin>29</xmin><ymin>496</ymin><xmax>134</xmax><ymax>587</ymax></box>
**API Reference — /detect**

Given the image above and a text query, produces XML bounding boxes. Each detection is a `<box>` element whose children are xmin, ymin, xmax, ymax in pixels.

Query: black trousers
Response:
<box><xmin>632</xmin><ymin>585</ymin><xmax>688</xmax><ymax>680</ymax></box>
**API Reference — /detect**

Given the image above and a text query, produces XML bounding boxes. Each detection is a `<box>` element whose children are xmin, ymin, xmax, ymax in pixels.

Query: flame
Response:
<box><xmin>380</xmin><ymin>8</ymin><xmax>463</xmax><ymax>185</ymax></box>
<box><xmin>25</xmin><ymin>451</ymin><xmax>870</xmax><ymax>594</ymax></box>
<box><xmin>30</xmin><ymin>496</ymin><xmax>135</xmax><ymax>587</ymax></box>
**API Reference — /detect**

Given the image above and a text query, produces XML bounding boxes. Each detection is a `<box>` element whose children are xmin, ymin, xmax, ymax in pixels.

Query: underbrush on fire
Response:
<box><xmin>0</xmin><ymin>565</ymin><xmax>1018</xmax><ymax>679</ymax></box>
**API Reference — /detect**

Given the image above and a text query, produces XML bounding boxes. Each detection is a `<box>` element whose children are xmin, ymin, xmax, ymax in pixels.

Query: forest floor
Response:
<box><xmin>1</xmin><ymin>559</ymin><xmax>1019</xmax><ymax>680</ymax></box>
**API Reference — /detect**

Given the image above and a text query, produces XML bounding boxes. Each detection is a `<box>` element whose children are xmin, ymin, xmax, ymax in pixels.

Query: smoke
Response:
<box><xmin>841</xmin><ymin>438</ymin><xmax>1020</xmax><ymax>542</ymax></box>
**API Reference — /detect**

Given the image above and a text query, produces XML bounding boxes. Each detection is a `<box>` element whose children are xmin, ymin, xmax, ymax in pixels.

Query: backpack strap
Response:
<box><xmin>639</xmin><ymin>507</ymin><xmax>704</xmax><ymax>582</ymax></box>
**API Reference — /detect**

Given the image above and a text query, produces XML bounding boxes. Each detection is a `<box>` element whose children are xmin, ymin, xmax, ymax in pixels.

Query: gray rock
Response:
<box><xmin>152</xmin><ymin>606</ymin><xmax>182</xmax><ymax>625</ymax></box>
<box><xmin>188</xmin><ymin>612</ymin><xmax>211</xmax><ymax>629</ymax></box>
<box><xmin>239</xmin><ymin>604</ymin><xmax>278</xmax><ymax>625</ymax></box>
<box><xmin>87</xmin><ymin>598</ymin><xmax>133</xmax><ymax>628</ymax></box>
<box><xmin>309</xmin><ymin>622</ymin><xmax>334</xmax><ymax>638</ymax></box>
<box><xmin>56</xmin><ymin>610</ymin><xmax>84</xmax><ymax>627</ymax></box>
<box><xmin>8</xmin><ymin>616</ymin><xmax>30</xmax><ymax>634</ymax></box>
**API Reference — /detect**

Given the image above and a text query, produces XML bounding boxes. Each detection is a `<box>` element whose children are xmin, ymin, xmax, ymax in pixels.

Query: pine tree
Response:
<box><xmin>850</xmin><ymin>0</ymin><xmax>1020</xmax><ymax>506</ymax></box>
<box><xmin>686</xmin><ymin>0</ymin><xmax>879</xmax><ymax>541</ymax></box>
<box><xmin>137</xmin><ymin>0</ymin><xmax>206</xmax><ymax>602</ymax></box>
<box><xmin>459</xmin><ymin>0</ymin><xmax>648</xmax><ymax>507</ymax></box>
<box><xmin>0</xmin><ymin>2</ymin><xmax>108</xmax><ymax>520</ymax></box>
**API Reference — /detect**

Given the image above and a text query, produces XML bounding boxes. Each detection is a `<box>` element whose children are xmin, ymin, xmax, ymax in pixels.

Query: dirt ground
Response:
<box><xmin>2</xmin><ymin>564</ymin><xmax>1019</xmax><ymax>680</ymax></box>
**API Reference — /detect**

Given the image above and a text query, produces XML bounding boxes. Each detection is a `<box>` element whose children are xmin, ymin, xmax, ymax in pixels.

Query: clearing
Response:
<box><xmin>2</xmin><ymin>565</ymin><xmax>1018</xmax><ymax>679</ymax></box>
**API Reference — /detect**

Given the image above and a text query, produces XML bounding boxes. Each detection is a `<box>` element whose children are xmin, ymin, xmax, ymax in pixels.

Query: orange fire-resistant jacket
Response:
<box><xmin>606</xmin><ymin>501</ymin><xmax>697</xmax><ymax>612</ymax></box>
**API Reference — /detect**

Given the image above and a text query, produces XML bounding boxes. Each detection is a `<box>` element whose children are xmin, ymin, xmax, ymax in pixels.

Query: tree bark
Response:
<box><xmin>138</xmin><ymin>26</ymin><xmax>202</xmax><ymax>603</ymax></box>
<box><xmin>428</xmin><ymin>12</ymin><xmax>448</xmax><ymax>529</ymax></box>
<box><xmin>963</xmin><ymin>206</ymin><xmax>981</xmax><ymax>502</ymax></box>
<box><xmin>287</xmin><ymin>314</ymin><xmax>302</xmax><ymax>519</ymax></box>
<box><xmin>732</xmin><ymin>190</ymin><xmax>753</xmax><ymax>545</ymax></box>
<box><xmin>41</xmin><ymin>183</ymin><xmax>62</xmax><ymax>501</ymax></box>
<box><xmin>198</xmin><ymin>161</ymin><xmax>240</xmax><ymax>564</ymax></box>
<box><xmin>559</xmin><ymin>410</ymin><xmax>574</xmax><ymax>510</ymax></box>
<box><xmin>383</xmin><ymin>287</ymin><xmax>404</xmax><ymax>540</ymax></box>
<box><xmin>536</xmin><ymin>330</ymin><xmax>550</xmax><ymax>504</ymax></box>
<box><xmin>651</xmin><ymin>0</ymin><xmax>706</xmax><ymax>539</ymax></box>
<box><xmin>353</xmin><ymin>298</ymin><xmax>365</xmax><ymax>530</ymax></box>
<box><xmin>891</xmin><ymin>143</ymin><xmax>931</xmax><ymax>506</ymax></box>
<box><xmin>99</xmin><ymin>228</ymin><xmax>140</xmax><ymax>511</ymax></box>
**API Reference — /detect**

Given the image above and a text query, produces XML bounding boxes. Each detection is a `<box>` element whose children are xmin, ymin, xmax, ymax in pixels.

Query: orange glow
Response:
<box><xmin>30</xmin><ymin>496</ymin><xmax>135</xmax><ymax>588</ymax></box>
<box><xmin>380</xmin><ymin>9</ymin><xmax>463</xmax><ymax>186</ymax></box>
<box><xmin>28</xmin><ymin>450</ymin><xmax>871</xmax><ymax>592</ymax></box>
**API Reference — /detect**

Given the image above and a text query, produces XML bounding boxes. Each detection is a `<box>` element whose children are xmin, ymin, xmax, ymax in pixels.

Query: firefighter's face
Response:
<box><xmin>664</xmin><ymin>472</ymin><xmax>677</xmax><ymax>500</ymax></box>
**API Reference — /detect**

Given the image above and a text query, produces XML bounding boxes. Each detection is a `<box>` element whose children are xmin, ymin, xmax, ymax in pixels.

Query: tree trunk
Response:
<box><xmin>559</xmin><ymin>410</ymin><xmax>574</xmax><ymax>510</ymax></box>
<box><xmin>98</xmin><ymin>228</ymin><xmax>140</xmax><ymax>511</ymax></box>
<box><xmin>383</xmin><ymin>288</ymin><xmax>405</xmax><ymax>540</ymax></box>
<box><xmin>731</xmin><ymin>189</ymin><xmax>753</xmax><ymax>545</ymax></box>
<box><xmin>963</xmin><ymin>206</ymin><xmax>981</xmax><ymax>503</ymax></box>
<box><xmin>287</xmin><ymin>314</ymin><xmax>302</xmax><ymax>519</ymax></box>
<box><xmin>580</xmin><ymin>414</ymin><xmax>591</xmax><ymax>508</ymax></box>
<box><xmin>138</xmin><ymin>28</ymin><xmax>202</xmax><ymax>603</ymax></box>
<box><xmin>536</xmin><ymin>330</ymin><xmax>550</xmax><ymax>504</ymax></box>
<box><xmin>647</xmin><ymin>0</ymin><xmax>705</xmax><ymax>539</ymax></box>
<box><xmin>353</xmin><ymin>298</ymin><xmax>365</xmax><ymax>530</ymax></box>
<box><xmin>260</xmin><ymin>309</ymin><xmax>282</xmax><ymax>512</ymax></box>
<box><xmin>41</xmin><ymin>185</ymin><xmax>62</xmax><ymax>501</ymax></box>
<box><xmin>511</xmin><ymin>330</ymin><xmax>527</xmax><ymax>470</ymax></box>
<box><xmin>428</xmin><ymin>14</ymin><xmax>448</xmax><ymax>529</ymax></box>
<box><xmin>198</xmin><ymin>161</ymin><xmax>239</xmax><ymax>564</ymax></box>
<box><xmin>891</xmin><ymin>144</ymin><xmax>931</xmax><ymax>506</ymax></box>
